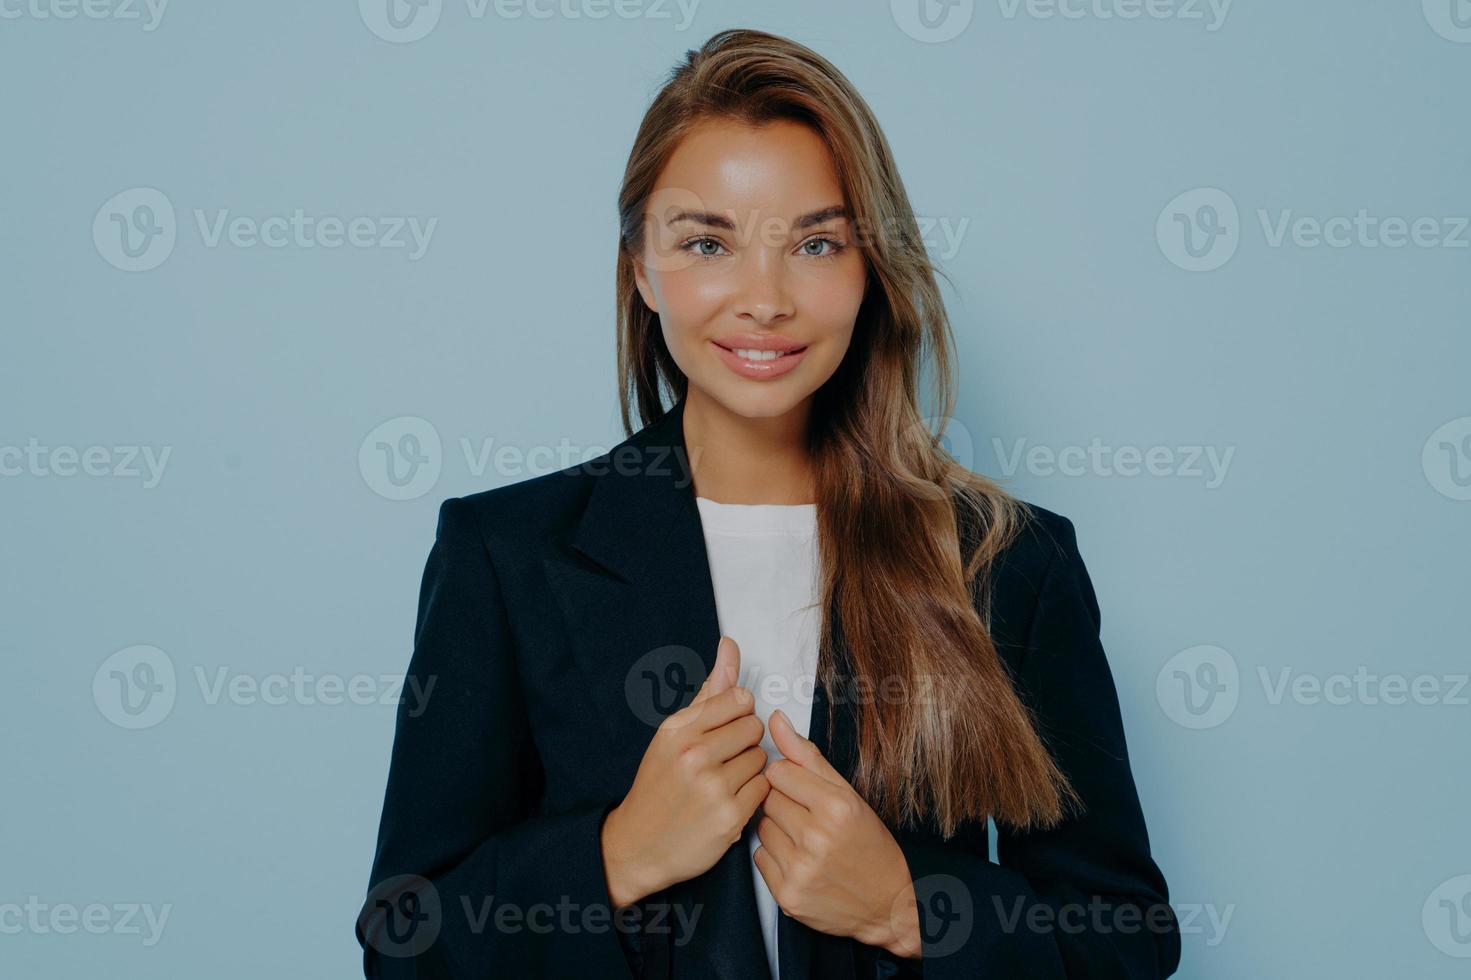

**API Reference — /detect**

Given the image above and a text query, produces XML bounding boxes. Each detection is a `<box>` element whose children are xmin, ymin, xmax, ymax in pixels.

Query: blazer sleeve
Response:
<box><xmin>355</xmin><ymin>496</ymin><xmax>643</xmax><ymax>979</ymax></box>
<box><xmin>892</xmin><ymin>514</ymin><xmax>1181</xmax><ymax>979</ymax></box>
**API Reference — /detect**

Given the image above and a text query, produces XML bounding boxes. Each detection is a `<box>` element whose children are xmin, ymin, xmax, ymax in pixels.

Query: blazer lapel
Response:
<box><xmin>544</xmin><ymin>395</ymin><xmax>773</xmax><ymax>980</ymax></box>
<box><xmin>775</xmin><ymin>612</ymin><xmax>858</xmax><ymax>980</ymax></box>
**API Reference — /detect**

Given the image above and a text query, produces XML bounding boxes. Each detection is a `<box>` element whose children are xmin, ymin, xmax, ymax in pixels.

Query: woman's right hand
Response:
<box><xmin>600</xmin><ymin>636</ymin><xmax>769</xmax><ymax>907</ymax></box>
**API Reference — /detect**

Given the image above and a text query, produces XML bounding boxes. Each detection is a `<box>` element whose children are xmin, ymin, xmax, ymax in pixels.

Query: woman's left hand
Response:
<box><xmin>753</xmin><ymin>708</ymin><xmax>922</xmax><ymax>959</ymax></box>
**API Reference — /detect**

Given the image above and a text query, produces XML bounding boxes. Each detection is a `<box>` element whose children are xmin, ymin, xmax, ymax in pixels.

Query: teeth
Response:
<box><xmin>734</xmin><ymin>348</ymin><xmax>785</xmax><ymax>361</ymax></box>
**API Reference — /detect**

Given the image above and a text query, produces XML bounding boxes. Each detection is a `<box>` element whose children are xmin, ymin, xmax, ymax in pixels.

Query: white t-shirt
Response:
<box><xmin>695</xmin><ymin>495</ymin><xmax>821</xmax><ymax>980</ymax></box>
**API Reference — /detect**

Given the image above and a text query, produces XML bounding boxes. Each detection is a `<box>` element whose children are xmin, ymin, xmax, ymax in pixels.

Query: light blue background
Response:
<box><xmin>3</xmin><ymin>2</ymin><xmax>1468</xmax><ymax>977</ymax></box>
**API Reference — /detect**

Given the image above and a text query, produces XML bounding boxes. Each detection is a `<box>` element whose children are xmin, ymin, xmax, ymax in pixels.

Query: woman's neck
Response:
<box><xmin>682</xmin><ymin>387</ymin><xmax>816</xmax><ymax>505</ymax></box>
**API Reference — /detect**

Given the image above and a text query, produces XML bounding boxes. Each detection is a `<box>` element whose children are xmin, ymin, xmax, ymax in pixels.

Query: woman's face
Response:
<box><xmin>633</xmin><ymin>117</ymin><xmax>868</xmax><ymax>420</ymax></box>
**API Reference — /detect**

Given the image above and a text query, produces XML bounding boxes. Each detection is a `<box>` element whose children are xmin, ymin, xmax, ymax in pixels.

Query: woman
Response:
<box><xmin>355</xmin><ymin>28</ymin><xmax>1180</xmax><ymax>980</ymax></box>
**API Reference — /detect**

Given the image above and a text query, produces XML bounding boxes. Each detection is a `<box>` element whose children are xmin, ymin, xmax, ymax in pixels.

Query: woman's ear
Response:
<box><xmin>631</xmin><ymin>254</ymin><xmax>659</xmax><ymax>314</ymax></box>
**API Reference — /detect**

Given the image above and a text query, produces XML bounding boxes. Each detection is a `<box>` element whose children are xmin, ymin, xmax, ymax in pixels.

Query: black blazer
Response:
<box><xmin>355</xmin><ymin>395</ymin><xmax>1181</xmax><ymax>980</ymax></box>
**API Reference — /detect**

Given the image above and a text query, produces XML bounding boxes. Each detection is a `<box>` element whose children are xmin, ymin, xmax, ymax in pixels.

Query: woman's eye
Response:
<box><xmin>800</xmin><ymin>236</ymin><xmax>845</xmax><ymax>259</ymax></box>
<box><xmin>681</xmin><ymin>236</ymin><xmax>727</xmax><ymax>258</ymax></box>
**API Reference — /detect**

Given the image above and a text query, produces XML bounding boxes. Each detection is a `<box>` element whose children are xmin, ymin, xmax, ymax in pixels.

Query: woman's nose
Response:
<box><xmin>733</xmin><ymin>250</ymin><xmax>795</xmax><ymax>325</ymax></box>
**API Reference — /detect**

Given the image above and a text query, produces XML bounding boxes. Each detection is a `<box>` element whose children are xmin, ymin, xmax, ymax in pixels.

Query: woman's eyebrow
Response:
<box><xmin>664</xmin><ymin>204</ymin><xmax>850</xmax><ymax>231</ymax></box>
<box><xmin>792</xmin><ymin>205</ymin><xmax>850</xmax><ymax>230</ymax></box>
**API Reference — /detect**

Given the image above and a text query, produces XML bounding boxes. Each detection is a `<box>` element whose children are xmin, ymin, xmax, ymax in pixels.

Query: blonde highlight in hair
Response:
<box><xmin>614</xmin><ymin>29</ymin><xmax>1080</xmax><ymax>836</ymax></box>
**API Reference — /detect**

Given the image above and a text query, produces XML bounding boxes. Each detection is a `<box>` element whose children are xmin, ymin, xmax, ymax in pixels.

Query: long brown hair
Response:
<box><xmin>614</xmin><ymin>28</ymin><xmax>1080</xmax><ymax>837</ymax></box>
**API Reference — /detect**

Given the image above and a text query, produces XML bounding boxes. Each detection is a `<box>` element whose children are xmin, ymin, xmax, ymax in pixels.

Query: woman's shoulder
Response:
<box><xmin>436</xmin><ymin>458</ymin><xmax>600</xmax><ymax>552</ymax></box>
<box><xmin>974</xmin><ymin>497</ymin><xmax>1093</xmax><ymax>643</ymax></box>
<box><xmin>960</xmin><ymin>494</ymin><xmax>1082</xmax><ymax>584</ymax></box>
<box><xmin>441</xmin><ymin>414</ymin><xmax>679</xmax><ymax>550</ymax></box>
<box><xmin>1009</xmin><ymin>499</ymin><xmax>1083</xmax><ymax>573</ymax></box>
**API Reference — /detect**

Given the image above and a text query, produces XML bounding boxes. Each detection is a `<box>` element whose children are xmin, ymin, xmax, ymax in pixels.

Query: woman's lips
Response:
<box><xmin>710</xmin><ymin>340</ymin><xmax>809</xmax><ymax>380</ymax></box>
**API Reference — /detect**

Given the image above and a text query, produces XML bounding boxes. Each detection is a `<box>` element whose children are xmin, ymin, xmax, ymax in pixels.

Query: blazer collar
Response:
<box><xmin>555</xmin><ymin>393</ymin><xmax>857</xmax><ymax>980</ymax></box>
<box><xmin>567</xmin><ymin>394</ymin><xmax>698</xmax><ymax>585</ymax></box>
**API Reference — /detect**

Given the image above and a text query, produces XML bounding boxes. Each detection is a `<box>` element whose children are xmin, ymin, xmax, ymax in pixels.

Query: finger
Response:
<box><xmin>690</xmin><ymin>636</ymin><xmax>740</xmax><ymax>705</ymax></box>
<box><xmin>668</xmin><ymin>684</ymin><xmax>754</xmax><ymax>736</ymax></box>
<box><xmin>765</xmin><ymin>754</ymin><xmax>838</xmax><ymax>809</ymax></box>
<box><xmin>755</xmin><ymin>814</ymin><xmax>797</xmax><ymax>869</ymax></box>
<box><xmin>720</xmin><ymin>744</ymin><xmax>767</xmax><ymax>794</ymax></box>
<box><xmin>704</xmin><ymin>712</ymin><xmax>765</xmax><ymax>761</ymax></box>
<box><xmin>761</xmin><ymin>786</ymin><xmax>811</xmax><ymax>838</ymax></box>
<box><xmin>768</xmin><ymin>709</ymin><xmax>846</xmax><ymax>787</ymax></box>
<box><xmin>734</xmin><ymin>769</ymin><xmax>770</xmax><ymax>819</ymax></box>
<box><xmin>752</xmin><ymin>842</ymin><xmax>785</xmax><ymax>895</ymax></box>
